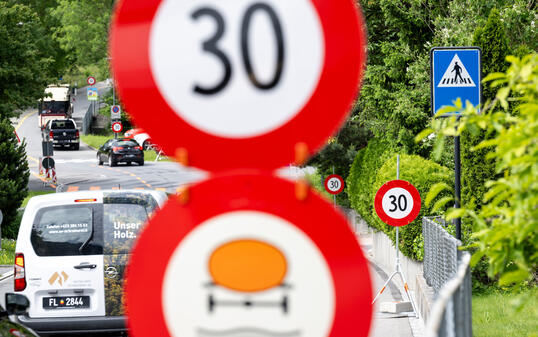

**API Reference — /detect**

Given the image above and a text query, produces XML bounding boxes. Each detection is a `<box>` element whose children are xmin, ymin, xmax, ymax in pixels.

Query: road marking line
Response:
<box><xmin>155</xmin><ymin>188</ymin><xmax>166</xmax><ymax>192</ymax></box>
<box><xmin>89</xmin><ymin>186</ymin><xmax>101</xmax><ymax>191</ymax></box>
<box><xmin>15</xmin><ymin>110</ymin><xmax>37</xmax><ymax>132</ymax></box>
<box><xmin>27</xmin><ymin>155</ymin><xmax>39</xmax><ymax>164</ymax></box>
<box><xmin>67</xmin><ymin>186</ymin><xmax>79</xmax><ymax>192</ymax></box>
<box><xmin>112</xmin><ymin>187</ymin><xmax>120</xmax><ymax>190</ymax></box>
<box><xmin>134</xmin><ymin>187</ymin><xmax>145</xmax><ymax>190</ymax></box>
<box><xmin>130</xmin><ymin>173</ymin><xmax>136</xmax><ymax>177</ymax></box>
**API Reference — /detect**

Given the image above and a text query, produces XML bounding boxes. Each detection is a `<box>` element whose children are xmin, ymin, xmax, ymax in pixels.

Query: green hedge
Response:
<box><xmin>348</xmin><ymin>145</ymin><xmax>453</xmax><ymax>260</ymax></box>
<box><xmin>347</xmin><ymin>138</ymin><xmax>393</xmax><ymax>227</ymax></box>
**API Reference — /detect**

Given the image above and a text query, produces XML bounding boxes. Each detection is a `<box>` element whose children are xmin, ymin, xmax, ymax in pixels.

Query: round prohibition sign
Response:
<box><xmin>111</xmin><ymin>122</ymin><xmax>123</xmax><ymax>133</ymax></box>
<box><xmin>112</xmin><ymin>105</ymin><xmax>120</xmax><ymax>113</ymax></box>
<box><xmin>110</xmin><ymin>0</ymin><xmax>367</xmax><ymax>172</ymax></box>
<box><xmin>126</xmin><ymin>173</ymin><xmax>373</xmax><ymax>337</ymax></box>
<box><xmin>324</xmin><ymin>174</ymin><xmax>344</xmax><ymax>195</ymax></box>
<box><xmin>374</xmin><ymin>180</ymin><xmax>421</xmax><ymax>227</ymax></box>
<box><xmin>87</xmin><ymin>76</ymin><xmax>96</xmax><ymax>86</ymax></box>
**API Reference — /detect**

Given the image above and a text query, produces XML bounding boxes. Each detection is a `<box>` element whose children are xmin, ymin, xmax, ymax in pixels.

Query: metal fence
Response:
<box><xmin>423</xmin><ymin>217</ymin><xmax>472</xmax><ymax>337</ymax></box>
<box><xmin>81</xmin><ymin>101</ymin><xmax>94</xmax><ymax>135</ymax></box>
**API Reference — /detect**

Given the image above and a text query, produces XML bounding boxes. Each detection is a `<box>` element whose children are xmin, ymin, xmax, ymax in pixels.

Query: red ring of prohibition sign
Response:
<box><xmin>110</xmin><ymin>0</ymin><xmax>367</xmax><ymax>172</ymax></box>
<box><xmin>374</xmin><ymin>180</ymin><xmax>421</xmax><ymax>227</ymax></box>
<box><xmin>126</xmin><ymin>173</ymin><xmax>373</xmax><ymax>337</ymax></box>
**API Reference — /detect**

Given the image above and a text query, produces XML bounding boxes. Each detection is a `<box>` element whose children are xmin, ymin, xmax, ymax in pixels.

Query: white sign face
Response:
<box><xmin>326</xmin><ymin>177</ymin><xmax>342</xmax><ymax>193</ymax></box>
<box><xmin>381</xmin><ymin>187</ymin><xmax>414</xmax><ymax>220</ymax></box>
<box><xmin>150</xmin><ymin>0</ymin><xmax>324</xmax><ymax>138</ymax></box>
<box><xmin>162</xmin><ymin>211</ymin><xmax>335</xmax><ymax>337</ymax></box>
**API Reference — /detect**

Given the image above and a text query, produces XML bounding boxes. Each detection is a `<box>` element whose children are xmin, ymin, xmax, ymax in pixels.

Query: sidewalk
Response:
<box><xmin>359</xmin><ymin>234</ymin><xmax>424</xmax><ymax>337</ymax></box>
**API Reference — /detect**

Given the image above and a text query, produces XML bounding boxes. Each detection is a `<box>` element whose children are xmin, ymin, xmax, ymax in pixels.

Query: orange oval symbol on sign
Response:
<box><xmin>209</xmin><ymin>239</ymin><xmax>287</xmax><ymax>293</ymax></box>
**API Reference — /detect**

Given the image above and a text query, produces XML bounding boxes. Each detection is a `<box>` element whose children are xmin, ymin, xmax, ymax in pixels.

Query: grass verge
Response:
<box><xmin>81</xmin><ymin>134</ymin><xmax>169</xmax><ymax>162</ymax></box>
<box><xmin>473</xmin><ymin>288</ymin><xmax>538</xmax><ymax>337</ymax></box>
<box><xmin>0</xmin><ymin>239</ymin><xmax>16</xmax><ymax>265</ymax></box>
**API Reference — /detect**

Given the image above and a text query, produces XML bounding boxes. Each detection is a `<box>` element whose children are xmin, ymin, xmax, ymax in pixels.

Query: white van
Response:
<box><xmin>13</xmin><ymin>190</ymin><xmax>167</xmax><ymax>336</ymax></box>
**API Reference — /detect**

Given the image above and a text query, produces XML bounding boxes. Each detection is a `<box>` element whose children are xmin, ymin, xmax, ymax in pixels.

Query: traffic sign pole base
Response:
<box><xmin>372</xmin><ymin>267</ymin><xmax>418</xmax><ymax>318</ymax></box>
<box><xmin>380</xmin><ymin>301</ymin><xmax>413</xmax><ymax>314</ymax></box>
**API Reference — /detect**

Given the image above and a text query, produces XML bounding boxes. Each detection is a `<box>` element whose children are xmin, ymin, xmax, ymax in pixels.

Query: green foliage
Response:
<box><xmin>50</xmin><ymin>0</ymin><xmax>115</xmax><ymax>78</ymax></box>
<box><xmin>419</xmin><ymin>54</ymin><xmax>538</xmax><ymax>285</ymax></box>
<box><xmin>461</xmin><ymin>8</ymin><xmax>509</xmax><ymax>212</ymax></box>
<box><xmin>0</xmin><ymin>239</ymin><xmax>16</xmax><ymax>264</ymax></box>
<box><xmin>0</xmin><ymin>2</ymin><xmax>55</xmax><ymax>118</ymax></box>
<box><xmin>371</xmin><ymin>154</ymin><xmax>453</xmax><ymax>260</ymax></box>
<box><xmin>347</xmin><ymin>138</ymin><xmax>393</xmax><ymax>226</ymax></box>
<box><xmin>308</xmin><ymin>118</ymin><xmax>370</xmax><ymax>207</ymax></box>
<box><xmin>0</xmin><ymin>118</ymin><xmax>29</xmax><ymax>239</ymax></box>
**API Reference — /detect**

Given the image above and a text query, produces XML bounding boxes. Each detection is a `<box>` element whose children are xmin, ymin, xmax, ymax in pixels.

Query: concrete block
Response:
<box><xmin>380</xmin><ymin>301</ymin><xmax>414</xmax><ymax>313</ymax></box>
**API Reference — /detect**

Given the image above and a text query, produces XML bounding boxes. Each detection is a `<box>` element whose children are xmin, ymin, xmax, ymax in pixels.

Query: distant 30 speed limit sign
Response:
<box><xmin>374</xmin><ymin>180</ymin><xmax>421</xmax><ymax>227</ymax></box>
<box><xmin>110</xmin><ymin>0</ymin><xmax>366</xmax><ymax>171</ymax></box>
<box><xmin>324</xmin><ymin>174</ymin><xmax>344</xmax><ymax>195</ymax></box>
<box><xmin>112</xmin><ymin>122</ymin><xmax>123</xmax><ymax>133</ymax></box>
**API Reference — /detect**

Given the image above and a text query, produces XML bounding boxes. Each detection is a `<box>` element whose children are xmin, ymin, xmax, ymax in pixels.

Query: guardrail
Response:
<box><xmin>425</xmin><ymin>253</ymin><xmax>472</xmax><ymax>337</ymax></box>
<box><xmin>423</xmin><ymin>216</ymin><xmax>472</xmax><ymax>337</ymax></box>
<box><xmin>423</xmin><ymin>217</ymin><xmax>461</xmax><ymax>292</ymax></box>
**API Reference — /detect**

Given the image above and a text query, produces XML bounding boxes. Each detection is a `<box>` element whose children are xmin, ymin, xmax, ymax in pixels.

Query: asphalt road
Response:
<box><xmin>13</xmin><ymin>83</ymin><xmax>206</xmax><ymax>193</ymax></box>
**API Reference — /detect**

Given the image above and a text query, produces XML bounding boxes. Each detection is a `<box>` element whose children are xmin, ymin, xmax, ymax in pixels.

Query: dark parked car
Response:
<box><xmin>97</xmin><ymin>138</ymin><xmax>144</xmax><ymax>166</ymax></box>
<box><xmin>0</xmin><ymin>293</ymin><xmax>39</xmax><ymax>336</ymax></box>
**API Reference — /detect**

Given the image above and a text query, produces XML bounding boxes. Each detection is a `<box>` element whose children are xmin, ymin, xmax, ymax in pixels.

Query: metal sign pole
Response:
<box><xmin>371</xmin><ymin>155</ymin><xmax>418</xmax><ymax>318</ymax></box>
<box><xmin>333</xmin><ymin>165</ymin><xmax>336</xmax><ymax>208</ymax></box>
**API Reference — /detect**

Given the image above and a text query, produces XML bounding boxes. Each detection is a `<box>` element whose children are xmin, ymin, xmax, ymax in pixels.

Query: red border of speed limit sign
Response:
<box><xmin>112</xmin><ymin>122</ymin><xmax>123</xmax><ymax>133</ymax></box>
<box><xmin>374</xmin><ymin>180</ymin><xmax>421</xmax><ymax>227</ymax></box>
<box><xmin>87</xmin><ymin>76</ymin><xmax>96</xmax><ymax>86</ymax></box>
<box><xmin>324</xmin><ymin>174</ymin><xmax>344</xmax><ymax>195</ymax></box>
<box><xmin>110</xmin><ymin>0</ymin><xmax>367</xmax><ymax>172</ymax></box>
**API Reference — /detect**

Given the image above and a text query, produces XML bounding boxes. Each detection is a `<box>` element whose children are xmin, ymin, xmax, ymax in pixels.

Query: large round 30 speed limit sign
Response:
<box><xmin>110</xmin><ymin>0</ymin><xmax>366</xmax><ymax>172</ymax></box>
<box><xmin>374</xmin><ymin>180</ymin><xmax>421</xmax><ymax>227</ymax></box>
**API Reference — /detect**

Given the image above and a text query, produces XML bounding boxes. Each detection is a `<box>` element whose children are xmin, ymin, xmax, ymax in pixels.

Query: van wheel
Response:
<box><xmin>72</xmin><ymin>143</ymin><xmax>80</xmax><ymax>150</ymax></box>
<box><xmin>109</xmin><ymin>155</ymin><xmax>117</xmax><ymax>167</ymax></box>
<box><xmin>97</xmin><ymin>155</ymin><xmax>103</xmax><ymax>166</ymax></box>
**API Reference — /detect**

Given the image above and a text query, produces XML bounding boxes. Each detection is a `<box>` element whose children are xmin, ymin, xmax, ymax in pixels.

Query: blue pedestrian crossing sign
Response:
<box><xmin>431</xmin><ymin>47</ymin><xmax>481</xmax><ymax>116</ymax></box>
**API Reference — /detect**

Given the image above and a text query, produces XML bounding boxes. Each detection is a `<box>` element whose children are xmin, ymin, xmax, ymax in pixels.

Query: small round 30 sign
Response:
<box><xmin>374</xmin><ymin>180</ymin><xmax>421</xmax><ymax>227</ymax></box>
<box><xmin>324</xmin><ymin>174</ymin><xmax>344</xmax><ymax>195</ymax></box>
<box><xmin>87</xmin><ymin>76</ymin><xmax>96</xmax><ymax>86</ymax></box>
<box><xmin>112</xmin><ymin>122</ymin><xmax>123</xmax><ymax>133</ymax></box>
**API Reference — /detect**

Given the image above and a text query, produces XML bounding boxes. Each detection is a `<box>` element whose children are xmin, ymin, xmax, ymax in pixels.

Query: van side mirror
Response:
<box><xmin>5</xmin><ymin>293</ymin><xmax>30</xmax><ymax>315</ymax></box>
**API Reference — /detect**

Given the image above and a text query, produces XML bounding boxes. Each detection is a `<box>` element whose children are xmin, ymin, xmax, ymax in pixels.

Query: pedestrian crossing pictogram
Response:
<box><xmin>437</xmin><ymin>54</ymin><xmax>476</xmax><ymax>87</ymax></box>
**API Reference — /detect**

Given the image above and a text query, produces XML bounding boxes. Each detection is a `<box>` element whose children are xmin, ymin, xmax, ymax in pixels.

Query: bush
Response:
<box><xmin>347</xmin><ymin>138</ymin><xmax>393</xmax><ymax>226</ymax></box>
<box><xmin>0</xmin><ymin>119</ymin><xmax>29</xmax><ymax>239</ymax></box>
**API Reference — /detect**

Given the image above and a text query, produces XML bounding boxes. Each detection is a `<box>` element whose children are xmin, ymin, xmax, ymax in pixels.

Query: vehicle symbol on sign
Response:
<box><xmin>206</xmin><ymin>239</ymin><xmax>290</xmax><ymax>314</ymax></box>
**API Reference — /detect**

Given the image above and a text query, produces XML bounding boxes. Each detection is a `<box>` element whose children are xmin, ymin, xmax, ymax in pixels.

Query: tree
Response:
<box><xmin>460</xmin><ymin>9</ymin><xmax>510</xmax><ymax>211</ymax></box>
<box><xmin>0</xmin><ymin>2</ymin><xmax>54</xmax><ymax>118</ymax></box>
<box><xmin>420</xmin><ymin>54</ymin><xmax>538</xmax><ymax>285</ymax></box>
<box><xmin>0</xmin><ymin>118</ymin><xmax>29</xmax><ymax>238</ymax></box>
<box><xmin>50</xmin><ymin>0</ymin><xmax>115</xmax><ymax>79</ymax></box>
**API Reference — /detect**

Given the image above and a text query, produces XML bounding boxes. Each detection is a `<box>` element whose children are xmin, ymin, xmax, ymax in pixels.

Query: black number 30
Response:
<box><xmin>191</xmin><ymin>3</ymin><xmax>285</xmax><ymax>95</ymax></box>
<box><xmin>388</xmin><ymin>194</ymin><xmax>407</xmax><ymax>212</ymax></box>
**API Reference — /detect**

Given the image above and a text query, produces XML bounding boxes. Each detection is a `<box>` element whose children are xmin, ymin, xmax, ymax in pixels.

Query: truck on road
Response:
<box><xmin>38</xmin><ymin>84</ymin><xmax>73</xmax><ymax>129</ymax></box>
<box><xmin>42</xmin><ymin>118</ymin><xmax>80</xmax><ymax>150</ymax></box>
